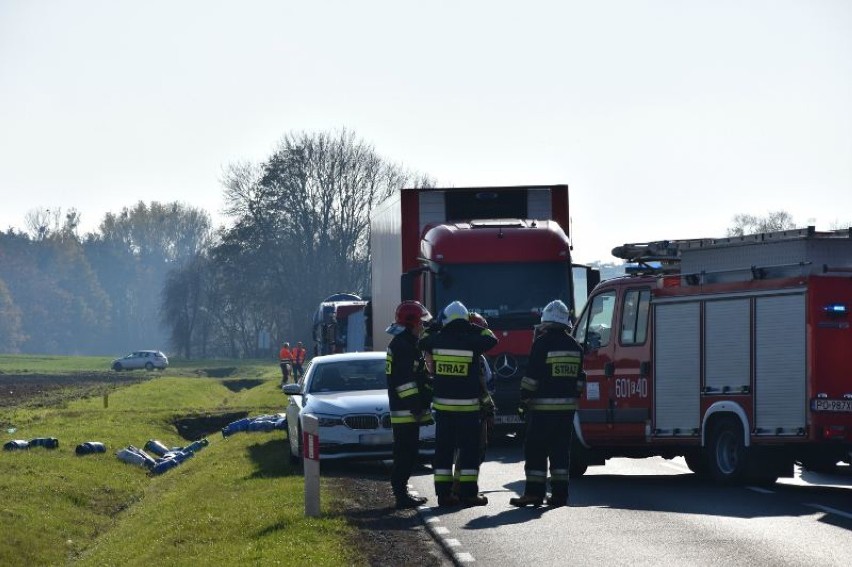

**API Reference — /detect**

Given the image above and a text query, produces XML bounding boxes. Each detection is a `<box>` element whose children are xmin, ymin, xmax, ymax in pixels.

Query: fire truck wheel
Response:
<box><xmin>568</xmin><ymin>443</ymin><xmax>589</xmax><ymax>477</ymax></box>
<box><xmin>683</xmin><ymin>452</ymin><xmax>709</xmax><ymax>478</ymax></box>
<box><xmin>569</xmin><ymin>460</ymin><xmax>588</xmax><ymax>478</ymax></box>
<box><xmin>798</xmin><ymin>455</ymin><xmax>839</xmax><ymax>474</ymax></box>
<box><xmin>706</xmin><ymin>416</ymin><xmax>748</xmax><ymax>484</ymax></box>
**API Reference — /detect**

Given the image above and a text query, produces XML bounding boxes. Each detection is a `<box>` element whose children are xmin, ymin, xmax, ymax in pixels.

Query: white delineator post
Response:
<box><xmin>302</xmin><ymin>414</ymin><xmax>320</xmax><ymax>517</ymax></box>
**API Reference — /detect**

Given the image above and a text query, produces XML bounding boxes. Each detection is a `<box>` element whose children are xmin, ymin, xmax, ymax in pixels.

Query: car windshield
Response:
<box><xmin>434</xmin><ymin>262</ymin><xmax>572</xmax><ymax>330</ymax></box>
<box><xmin>308</xmin><ymin>359</ymin><xmax>387</xmax><ymax>393</ymax></box>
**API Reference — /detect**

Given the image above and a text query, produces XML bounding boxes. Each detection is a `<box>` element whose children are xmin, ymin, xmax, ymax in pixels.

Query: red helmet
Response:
<box><xmin>469</xmin><ymin>312</ymin><xmax>489</xmax><ymax>329</ymax></box>
<box><xmin>395</xmin><ymin>301</ymin><xmax>432</xmax><ymax>329</ymax></box>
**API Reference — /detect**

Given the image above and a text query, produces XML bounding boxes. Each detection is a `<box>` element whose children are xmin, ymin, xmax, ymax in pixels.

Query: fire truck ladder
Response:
<box><xmin>613</xmin><ymin>226</ymin><xmax>852</xmax><ymax>282</ymax></box>
<box><xmin>611</xmin><ymin>238</ymin><xmax>711</xmax><ymax>275</ymax></box>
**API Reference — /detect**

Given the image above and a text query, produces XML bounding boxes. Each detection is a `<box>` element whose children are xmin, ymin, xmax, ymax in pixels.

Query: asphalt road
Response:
<box><xmin>409</xmin><ymin>440</ymin><xmax>852</xmax><ymax>566</ymax></box>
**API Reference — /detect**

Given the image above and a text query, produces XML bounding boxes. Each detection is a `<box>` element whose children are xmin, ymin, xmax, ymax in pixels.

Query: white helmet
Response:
<box><xmin>541</xmin><ymin>300</ymin><xmax>572</xmax><ymax>326</ymax></box>
<box><xmin>441</xmin><ymin>300</ymin><xmax>469</xmax><ymax>324</ymax></box>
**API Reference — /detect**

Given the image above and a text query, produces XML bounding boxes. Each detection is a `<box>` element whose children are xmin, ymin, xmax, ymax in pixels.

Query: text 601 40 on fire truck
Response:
<box><xmin>569</xmin><ymin>227</ymin><xmax>852</xmax><ymax>484</ymax></box>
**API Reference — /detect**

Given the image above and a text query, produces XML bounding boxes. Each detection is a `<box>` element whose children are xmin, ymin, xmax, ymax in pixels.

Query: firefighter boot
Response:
<box><xmin>437</xmin><ymin>494</ymin><xmax>461</xmax><ymax>508</ymax></box>
<box><xmin>546</xmin><ymin>493</ymin><xmax>568</xmax><ymax>507</ymax></box>
<box><xmin>461</xmin><ymin>493</ymin><xmax>488</xmax><ymax>507</ymax></box>
<box><xmin>509</xmin><ymin>494</ymin><xmax>544</xmax><ymax>507</ymax></box>
<box><xmin>395</xmin><ymin>493</ymin><xmax>427</xmax><ymax>509</ymax></box>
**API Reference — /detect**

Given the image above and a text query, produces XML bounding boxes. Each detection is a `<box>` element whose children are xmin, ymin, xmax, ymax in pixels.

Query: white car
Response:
<box><xmin>111</xmin><ymin>350</ymin><xmax>169</xmax><ymax>371</ymax></box>
<box><xmin>283</xmin><ymin>352</ymin><xmax>435</xmax><ymax>462</ymax></box>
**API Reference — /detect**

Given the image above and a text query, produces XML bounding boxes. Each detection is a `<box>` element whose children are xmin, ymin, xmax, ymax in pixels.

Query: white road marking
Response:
<box><xmin>433</xmin><ymin>526</ymin><xmax>450</xmax><ymax>535</ymax></box>
<box><xmin>445</xmin><ymin>538</ymin><xmax>461</xmax><ymax>547</ymax></box>
<box><xmin>746</xmin><ymin>486</ymin><xmax>775</xmax><ymax>494</ymax></box>
<box><xmin>456</xmin><ymin>552</ymin><xmax>476</xmax><ymax>562</ymax></box>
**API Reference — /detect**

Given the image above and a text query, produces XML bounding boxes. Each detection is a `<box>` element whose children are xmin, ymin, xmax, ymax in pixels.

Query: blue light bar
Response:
<box><xmin>823</xmin><ymin>303</ymin><xmax>848</xmax><ymax>315</ymax></box>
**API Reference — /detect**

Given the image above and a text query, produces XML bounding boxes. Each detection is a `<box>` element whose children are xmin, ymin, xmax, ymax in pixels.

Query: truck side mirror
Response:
<box><xmin>587</xmin><ymin>267</ymin><xmax>601</xmax><ymax>295</ymax></box>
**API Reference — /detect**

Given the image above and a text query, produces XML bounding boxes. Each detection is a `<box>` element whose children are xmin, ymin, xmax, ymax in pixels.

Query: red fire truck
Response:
<box><xmin>370</xmin><ymin>185</ymin><xmax>599</xmax><ymax>432</ymax></box>
<box><xmin>570</xmin><ymin>227</ymin><xmax>852</xmax><ymax>483</ymax></box>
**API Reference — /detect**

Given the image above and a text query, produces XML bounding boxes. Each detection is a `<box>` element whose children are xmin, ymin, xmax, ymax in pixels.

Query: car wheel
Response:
<box><xmin>289</xmin><ymin>424</ymin><xmax>303</xmax><ymax>467</ymax></box>
<box><xmin>145</xmin><ymin>362</ymin><xmax>154</xmax><ymax>371</ymax></box>
<box><xmin>113</xmin><ymin>363</ymin><xmax>122</xmax><ymax>372</ymax></box>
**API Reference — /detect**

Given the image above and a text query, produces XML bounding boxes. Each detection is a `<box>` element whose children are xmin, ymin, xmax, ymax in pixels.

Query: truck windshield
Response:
<box><xmin>434</xmin><ymin>262</ymin><xmax>571</xmax><ymax>330</ymax></box>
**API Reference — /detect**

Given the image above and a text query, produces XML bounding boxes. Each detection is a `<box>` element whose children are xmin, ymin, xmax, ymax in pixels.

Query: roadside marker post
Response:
<box><xmin>302</xmin><ymin>414</ymin><xmax>320</xmax><ymax>517</ymax></box>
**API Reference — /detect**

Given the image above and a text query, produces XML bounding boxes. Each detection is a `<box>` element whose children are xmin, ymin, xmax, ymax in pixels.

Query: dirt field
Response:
<box><xmin>0</xmin><ymin>373</ymin><xmax>447</xmax><ymax>567</ymax></box>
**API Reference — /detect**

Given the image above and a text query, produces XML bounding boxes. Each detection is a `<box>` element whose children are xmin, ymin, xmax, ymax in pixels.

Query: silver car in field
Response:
<box><xmin>111</xmin><ymin>350</ymin><xmax>169</xmax><ymax>371</ymax></box>
<box><xmin>283</xmin><ymin>351</ymin><xmax>435</xmax><ymax>462</ymax></box>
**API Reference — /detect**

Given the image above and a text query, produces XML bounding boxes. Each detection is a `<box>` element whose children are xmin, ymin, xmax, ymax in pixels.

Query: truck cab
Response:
<box><xmin>572</xmin><ymin>276</ymin><xmax>654</xmax><ymax>447</ymax></box>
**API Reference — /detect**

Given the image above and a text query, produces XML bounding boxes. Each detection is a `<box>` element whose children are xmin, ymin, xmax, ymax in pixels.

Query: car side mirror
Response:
<box><xmin>282</xmin><ymin>383</ymin><xmax>302</xmax><ymax>396</ymax></box>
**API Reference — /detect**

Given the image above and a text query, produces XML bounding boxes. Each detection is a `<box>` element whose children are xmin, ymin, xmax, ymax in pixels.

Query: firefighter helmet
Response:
<box><xmin>394</xmin><ymin>300</ymin><xmax>432</xmax><ymax>329</ymax></box>
<box><xmin>441</xmin><ymin>301</ymin><xmax>469</xmax><ymax>324</ymax></box>
<box><xmin>469</xmin><ymin>312</ymin><xmax>489</xmax><ymax>329</ymax></box>
<box><xmin>541</xmin><ymin>300</ymin><xmax>572</xmax><ymax>327</ymax></box>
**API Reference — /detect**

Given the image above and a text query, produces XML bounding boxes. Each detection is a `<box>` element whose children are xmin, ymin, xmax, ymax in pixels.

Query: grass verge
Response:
<box><xmin>0</xmin><ymin>358</ymin><xmax>366</xmax><ymax>566</ymax></box>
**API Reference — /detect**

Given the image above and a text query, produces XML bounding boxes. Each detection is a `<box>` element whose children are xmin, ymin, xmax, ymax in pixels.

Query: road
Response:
<box><xmin>408</xmin><ymin>440</ymin><xmax>852</xmax><ymax>566</ymax></box>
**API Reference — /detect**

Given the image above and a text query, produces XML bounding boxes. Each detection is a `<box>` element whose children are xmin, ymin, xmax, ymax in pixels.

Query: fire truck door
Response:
<box><xmin>573</xmin><ymin>289</ymin><xmax>616</xmax><ymax>443</ymax></box>
<box><xmin>608</xmin><ymin>287</ymin><xmax>652</xmax><ymax>441</ymax></box>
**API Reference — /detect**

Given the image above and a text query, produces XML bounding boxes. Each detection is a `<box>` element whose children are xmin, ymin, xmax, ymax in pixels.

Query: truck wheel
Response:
<box><xmin>569</xmin><ymin>460</ymin><xmax>588</xmax><ymax>478</ymax></box>
<box><xmin>684</xmin><ymin>452</ymin><xmax>709</xmax><ymax>478</ymax></box>
<box><xmin>569</xmin><ymin>443</ymin><xmax>589</xmax><ymax>478</ymax></box>
<box><xmin>799</xmin><ymin>455</ymin><xmax>839</xmax><ymax>474</ymax></box>
<box><xmin>706</xmin><ymin>416</ymin><xmax>748</xmax><ymax>484</ymax></box>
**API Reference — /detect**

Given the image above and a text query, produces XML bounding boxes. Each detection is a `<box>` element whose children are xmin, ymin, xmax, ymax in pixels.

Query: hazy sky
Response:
<box><xmin>1</xmin><ymin>0</ymin><xmax>850</xmax><ymax>263</ymax></box>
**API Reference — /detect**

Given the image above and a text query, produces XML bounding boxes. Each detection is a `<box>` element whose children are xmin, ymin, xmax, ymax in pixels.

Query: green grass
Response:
<box><xmin>0</xmin><ymin>357</ymin><xmax>366</xmax><ymax>566</ymax></box>
<box><xmin>0</xmin><ymin>354</ymin><xmax>115</xmax><ymax>373</ymax></box>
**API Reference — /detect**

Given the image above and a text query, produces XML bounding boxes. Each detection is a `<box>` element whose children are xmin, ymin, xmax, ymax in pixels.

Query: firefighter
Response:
<box><xmin>292</xmin><ymin>341</ymin><xmax>307</xmax><ymax>379</ymax></box>
<box><xmin>278</xmin><ymin>342</ymin><xmax>294</xmax><ymax>384</ymax></box>
<box><xmin>510</xmin><ymin>299</ymin><xmax>584</xmax><ymax>508</ymax></box>
<box><xmin>451</xmin><ymin>312</ymin><xmax>496</xmax><ymax>497</ymax></box>
<box><xmin>386</xmin><ymin>300</ymin><xmax>435</xmax><ymax>509</ymax></box>
<box><xmin>419</xmin><ymin>300</ymin><xmax>498</xmax><ymax>507</ymax></box>
<box><xmin>469</xmin><ymin>312</ymin><xmax>497</xmax><ymax>464</ymax></box>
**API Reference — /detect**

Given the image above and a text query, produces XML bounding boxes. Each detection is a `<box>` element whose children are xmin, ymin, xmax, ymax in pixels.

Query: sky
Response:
<box><xmin>1</xmin><ymin>0</ymin><xmax>850</xmax><ymax>263</ymax></box>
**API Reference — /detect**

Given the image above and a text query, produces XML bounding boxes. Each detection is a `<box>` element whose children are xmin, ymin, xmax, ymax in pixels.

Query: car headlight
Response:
<box><xmin>314</xmin><ymin>414</ymin><xmax>345</xmax><ymax>428</ymax></box>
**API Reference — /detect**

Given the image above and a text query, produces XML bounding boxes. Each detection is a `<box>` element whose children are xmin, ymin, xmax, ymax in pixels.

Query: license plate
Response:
<box><xmin>360</xmin><ymin>432</ymin><xmax>394</xmax><ymax>445</ymax></box>
<box><xmin>812</xmin><ymin>399</ymin><xmax>852</xmax><ymax>412</ymax></box>
<box><xmin>493</xmin><ymin>414</ymin><xmax>523</xmax><ymax>425</ymax></box>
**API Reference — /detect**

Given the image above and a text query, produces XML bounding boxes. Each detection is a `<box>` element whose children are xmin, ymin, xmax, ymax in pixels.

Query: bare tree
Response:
<box><xmin>24</xmin><ymin>207</ymin><xmax>62</xmax><ymax>241</ymax></box>
<box><xmin>726</xmin><ymin>210</ymin><xmax>797</xmax><ymax>237</ymax></box>
<box><xmin>219</xmin><ymin>128</ymin><xmax>434</xmax><ymax>351</ymax></box>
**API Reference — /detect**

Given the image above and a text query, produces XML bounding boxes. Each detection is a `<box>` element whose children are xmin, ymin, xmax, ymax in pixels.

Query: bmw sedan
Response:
<box><xmin>283</xmin><ymin>351</ymin><xmax>435</xmax><ymax>462</ymax></box>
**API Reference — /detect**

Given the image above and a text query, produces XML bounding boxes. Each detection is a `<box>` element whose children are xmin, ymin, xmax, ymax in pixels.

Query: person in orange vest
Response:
<box><xmin>279</xmin><ymin>342</ymin><xmax>294</xmax><ymax>384</ymax></box>
<box><xmin>292</xmin><ymin>341</ymin><xmax>307</xmax><ymax>379</ymax></box>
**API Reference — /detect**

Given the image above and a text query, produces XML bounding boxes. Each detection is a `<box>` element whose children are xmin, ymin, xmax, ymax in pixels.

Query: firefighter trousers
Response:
<box><xmin>391</xmin><ymin>423</ymin><xmax>421</xmax><ymax>497</ymax></box>
<box><xmin>433</xmin><ymin>411</ymin><xmax>481</xmax><ymax>498</ymax></box>
<box><xmin>521</xmin><ymin>411</ymin><xmax>575</xmax><ymax>498</ymax></box>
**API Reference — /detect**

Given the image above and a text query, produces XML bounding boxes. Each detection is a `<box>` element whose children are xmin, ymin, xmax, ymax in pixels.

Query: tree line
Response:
<box><xmin>2</xmin><ymin>128</ymin><xmax>830</xmax><ymax>359</ymax></box>
<box><xmin>0</xmin><ymin>130</ymin><xmax>431</xmax><ymax>359</ymax></box>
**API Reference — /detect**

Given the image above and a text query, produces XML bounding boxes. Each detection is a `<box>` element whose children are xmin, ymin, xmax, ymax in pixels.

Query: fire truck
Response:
<box><xmin>370</xmin><ymin>185</ymin><xmax>599</xmax><ymax>432</ymax></box>
<box><xmin>570</xmin><ymin>227</ymin><xmax>852</xmax><ymax>483</ymax></box>
<box><xmin>311</xmin><ymin>293</ymin><xmax>369</xmax><ymax>355</ymax></box>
